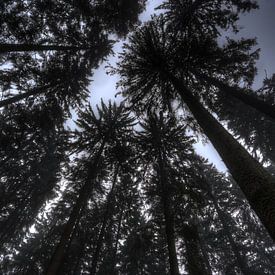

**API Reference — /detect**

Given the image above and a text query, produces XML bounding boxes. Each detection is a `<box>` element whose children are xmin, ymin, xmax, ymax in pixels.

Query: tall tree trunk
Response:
<box><xmin>181</xmin><ymin>223</ymin><xmax>208</xmax><ymax>275</ymax></box>
<box><xmin>168</xmin><ymin>73</ymin><xmax>275</xmax><ymax>241</ymax></box>
<box><xmin>46</xmin><ymin>143</ymin><xmax>105</xmax><ymax>275</ymax></box>
<box><xmin>157</xmin><ymin>151</ymin><xmax>180</xmax><ymax>275</ymax></box>
<box><xmin>194</xmin><ymin>213</ymin><xmax>212</xmax><ymax>275</ymax></box>
<box><xmin>0</xmin><ymin>43</ymin><xmax>89</xmax><ymax>53</ymax></box>
<box><xmin>0</xmin><ymin>84</ymin><xmax>52</xmax><ymax>108</ymax></box>
<box><xmin>90</xmin><ymin>166</ymin><xmax>119</xmax><ymax>275</ymax></box>
<box><xmin>195</xmin><ymin>72</ymin><xmax>275</xmax><ymax>120</ymax></box>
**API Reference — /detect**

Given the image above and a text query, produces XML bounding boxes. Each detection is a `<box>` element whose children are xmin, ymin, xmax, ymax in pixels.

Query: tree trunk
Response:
<box><xmin>182</xmin><ymin>223</ymin><xmax>208</xmax><ymax>275</ymax></box>
<box><xmin>157</xmin><ymin>151</ymin><xmax>180</xmax><ymax>275</ymax></box>
<box><xmin>0</xmin><ymin>85</ymin><xmax>52</xmax><ymax>108</ymax></box>
<box><xmin>90</xmin><ymin>166</ymin><xmax>119</xmax><ymax>275</ymax></box>
<box><xmin>195</xmin><ymin>72</ymin><xmax>275</xmax><ymax>120</ymax></box>
<box><xmin>45</xmin><ymin>143</ymin><xmax>105</xmax><ymax>275</ymax></box>
<box><xmin>169</xmin><ymin>74</ymin><xmax>275</xmax><ymax>241</ymax></box>
<box><xmin>194</xmin><ymin>213</ymin><xmax>212</xmax><ymax>275</ymax></box>
<box><xmin>0</xmin><ymin>43</ymin><xmax>88</xmax><ymax>53</ymax></box>
<box><xmin>111</xmin><ymin>206</ymin><xmax>124</xmax><ymax>272</ymax></box>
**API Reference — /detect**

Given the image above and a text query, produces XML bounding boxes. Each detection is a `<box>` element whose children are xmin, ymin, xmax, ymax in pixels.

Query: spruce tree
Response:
<box><xmin>117</xmin><ymin>18</ymin><xmax>275</xmax><ymax>241</ymax></box>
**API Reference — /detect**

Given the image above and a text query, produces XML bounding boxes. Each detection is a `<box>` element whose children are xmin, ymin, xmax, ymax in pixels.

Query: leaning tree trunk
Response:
<box><xmin>168</xmin><ymin>73</ymin><xmax>275</xmax><ymax>241</ymax></box>
<box><xmin>0</xmin><ymin>84</ymin><xmax>52</xmax><ymax>108</ymax></box>
<box><xmin>90</xmin><ymin>166</ymin><xmax>119</xmax><ymax>275</ymax></box>
<box><xmin>45</xmin><ymin>143</ymin><xmax>105</xmax><ymax>275</ymax></box>
<box><xmin>195</xmin><ymin>71</ymin><xmax>275</xmax><ymax>120</ymax></box>
<box><xmin>157</xmin><ymin>151</ymin><xmax>180</xmax><ymax>275</ymax></box>
<box><xmin>181</xmin><ymin>223</ymin><xmax>208</xmax><ymax>275</ymax></box>
<box><xmin>0</xmin><ymin>43</ymin><xmax>89</xmax><ymax>53</ymax></box>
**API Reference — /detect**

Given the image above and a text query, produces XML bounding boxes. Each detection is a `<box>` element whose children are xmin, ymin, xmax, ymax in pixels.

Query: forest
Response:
<box><xmin>0</xmin><ymin>0</ymin><xmax>275</xmax><ymax>274</ymax></box>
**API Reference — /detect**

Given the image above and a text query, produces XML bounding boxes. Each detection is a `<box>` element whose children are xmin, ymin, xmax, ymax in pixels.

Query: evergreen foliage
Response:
<box><xmin>1</xmin><ymin>1</ymin><xmax>275</xmax><ymax>274</ymax></box>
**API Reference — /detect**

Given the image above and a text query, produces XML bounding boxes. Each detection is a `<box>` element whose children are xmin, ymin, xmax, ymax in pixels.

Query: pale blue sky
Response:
<box><xmin>89</xmin><ymin>0</ymin><xmax>275</xmax><ymax>172</ymax></box>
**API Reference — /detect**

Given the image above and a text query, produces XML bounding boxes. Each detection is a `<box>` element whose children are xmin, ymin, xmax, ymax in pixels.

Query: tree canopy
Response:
<box><xmin>1</xmin><ymin>1</ymin><xmax>275</xmax><ymax>274</ymax></box>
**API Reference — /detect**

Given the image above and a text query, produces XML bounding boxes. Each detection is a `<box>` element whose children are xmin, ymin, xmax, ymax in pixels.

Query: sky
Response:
<box><xmin>89</xmin><ymin>0</ymin><xmax>275</xmax><ymax>172</ymax></box>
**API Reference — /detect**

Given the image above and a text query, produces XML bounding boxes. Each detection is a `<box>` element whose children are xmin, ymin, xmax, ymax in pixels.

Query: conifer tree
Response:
<box><xmin>0</xmin><ymin>102</ymin><xmax>67</xmax><ymax>251</ymax></box>
<box><xmin>117</xmin><ymin>18</ymin><xmax>275</xmax><ymax>241</ymax></box>
<box><xmin>158</xmin><ymin>0</ymin><xmax>275</xmax><ymax>120</ymax></box>
<box><xmin>135</xmin><ymin>112</ymin><xmax>195</xmax><ymax>275</ymax></box>
<box><xmin>46</xmin><ymin>101</ymin><xmax>135</xmax><ymax>275</ymax></box>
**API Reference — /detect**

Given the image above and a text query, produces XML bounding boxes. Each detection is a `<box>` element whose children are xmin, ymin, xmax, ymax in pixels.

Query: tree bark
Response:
<box><xmin>195</xmin><ymin>72</ymin><xmax>275</xmax><ymax>120</ymax></box>
<box><xmin>90</xmin><ymin>166</ymin><xmax>119</xmax><ymax>275</ymax></box>
<box><xmin>0</xmin><ymin>43</ymin><xmax>89</xmax><ymax>53</ymax></box>
<box><xmin>182</xmin><ymin>223</ymin><xmax>207</xmax><ymax>275</ymax></box>
<box><xmin>168</xmin><ymin>74</ymin><xmax>275</xmax><ymax>241</ymax></box>
<box><xmin>45</xmin><ymin>143</ymin><xmax>105</xmax><ymax>275</ymax></box>
<box><xmin>157</xmin><ymin>150</ymin><xmax>180</xmax><ymax>275</ymax></box>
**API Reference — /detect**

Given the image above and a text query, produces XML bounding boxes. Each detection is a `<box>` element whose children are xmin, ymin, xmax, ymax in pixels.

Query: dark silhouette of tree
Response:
<box><xmin>0</xmin><ymin>102</ymin><xmax>67</xmax><ymax>251</ymax></box>
<box><xmin>0</xmin><ymin>0</ymin><xmax>147</xmax><ymax>45</ymax></box>
<box><xmin>135</xmin><ymin>112</ymin><xmax>194</xmax><ymax>275</ymax></box>
<box><xmin>116</xmin><ymin>18</ymin><xmax>275</xmax><ymax>241</ymax></box>
<box><xmin>118</xmin><ymin>219</ymin><xmax>168</xmax><ymax>275</ymax></box>
<box><xmin>0</xmin><ymin>43</ymin><xmax>102</xmax><ymax>53</ymax></box>
<box><xmin>158</xmin><ymin>0</ymin><xmax>258</xmax><ymax>38</ymax></box>
<box><xmin>4</xmin><ymin>130</ymin><xmax>142</xmax><ymax>275</ymax></box>
<box><xmin>0</xmin><ymin>47</ymin><xmax>110</xmax><ymax>110</ymax></box>
<box><xmin>206</xmin><ymin>75</ymin><xmax>275</xmax><ymax>165</ymax></box>
<box><xmin>157</xmin><ymin>0</ymin><xmax>275</xmax><ymax>120</ymax></box>
<box><xmin>195</xmin><ymin>160</ymin><xmax>275</xmax><ymax>274</ymax></box>
<box><xmin>46</xmin><ymin>101</ymin><xmax>135</xmax><ymax>275</ymax></box>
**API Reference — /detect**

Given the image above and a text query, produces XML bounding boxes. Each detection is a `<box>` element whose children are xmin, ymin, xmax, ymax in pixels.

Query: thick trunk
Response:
<box><xmin>0</xmin><ymin>43</ymin><xmax>88</xmax><ymax>53</ymax></box>
<box><xmin>46</xmin><ymin>143</ymin><xmax>105</xmax><ymax>275</ymax></box>
<box><xmin>0</xmin><ymin>85</ymin><xmax>52</xmax><ymax>108</ymax></box>
<box><xmin>157</xmin><ymin>152</ymin><xmax>180</xmax><ymax>275</ymax></box>
<box><xmin>182</xmin><ymin>223</ymin><xmax>207</xmax><ymax>275</ymax></box>
<box><xmin>196</xmin><ymin>72</ymin><xmax>275</xmax><ymax>120</ymax></box>
<box><xmin>169</xmin><ymin>74</ymin><xmax>275</xmax><ymax>241</ymax></box>
<box><xmin>90</xmin><ymin>167</ymin><xmax>119</xmax><ymax>275</ymax></box>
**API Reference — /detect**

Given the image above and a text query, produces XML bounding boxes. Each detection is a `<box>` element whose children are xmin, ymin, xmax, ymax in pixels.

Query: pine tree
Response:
<box><xmin>0</xmin><ymin>47</ymin><xmax>110</xmax><ymax>109</ymax></box>
<box><xmin>116</xmin><ymin>17</ymin><xmax>275</xmax><ymax>241</ymax></box>
<box><xmin>135</xmin><ymin>112</ymin><xmax>196</xmax><ymax>275</ymax></box>
<box><xmin>46</xmin><ymin>101</ymin><xmax>135</xmax><ymax>275</ymax></box>
<box><xmin>157</xmin><ymin>0</ymin><xmax>275</xmax><ymax>120</ymax></box>
<box><xmin>0</xmin><ymin>102</ymin><xmax>67</xmax><ymax>252</ymax></box>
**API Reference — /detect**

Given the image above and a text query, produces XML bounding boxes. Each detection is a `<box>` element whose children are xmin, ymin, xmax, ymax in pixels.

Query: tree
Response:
<box><xmin>194</xmin><ymin>159</ymin><xmax>275</xmax><ymax>274</ymax></box>
<box><xmin>158</xmin><ymin>0</ymin><xmax>258</xmax><ymax>38</ymax></box>
<box><xmin>0</xmin><ymin>0</ymin><xmax>147</xmax><ymax>45</ymax></box>
<box><xmin>135</xmin><ymin>112</ymin><xmax>196</xmax><ymax>275</ymax></box>
<box><xmin>0</xmin><ymin>0</ymin><xmax>147</xmax><ymax>110</ymax></box>
<box><xmin>46</xmin><ymin>101</ymin><xmax>135</xmax><ymax>275</ymax></box>
<box><xmin>206</xmin><ymin>75</ymin><xmax>275</xmax><ymax>164</ymax></box>
<box><xmin>116</xmin><ymin>18</ymin><xmax>275</xmax><ymax>240</ymax></box>
<box><xmin>0</xmin><ymin>43</ymin><xmax>102</xmax><ymax>53</ymax></box>
<box><xmin>0</xmin><ymin>101</ymin><xmax>67</xmax><ymax>251</ymax></box>
<box><xmin>157</xmin><ymin>0</ymin><xmax>275</xmax><ymax>120</ymax></box>
<box><xmin>0</xmin><ymin>46</ymin><xmax>110</xmax><ymax>110</ymax></box>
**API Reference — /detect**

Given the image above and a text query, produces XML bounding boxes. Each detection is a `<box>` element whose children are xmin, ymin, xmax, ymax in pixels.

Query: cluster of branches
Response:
<box><xmin>1</xmin><ymin>0</ymin><xmax>275</xmax><ymax>274</ymax></box>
